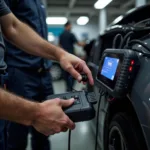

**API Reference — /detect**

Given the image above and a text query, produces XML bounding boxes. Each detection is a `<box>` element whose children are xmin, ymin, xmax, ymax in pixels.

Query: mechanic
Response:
<box><xmin>0</xmin><ymin>0</ymin><xmax>94</xmax><ymax>150</ymax></box>
<box><xmin>4</xmin><ymin>0</ymin><xmax>54</xmax><ymax>150</ymax></box>
<box><xmin>59</xmin><ymin>21</ymin><xmax>85</xmax><ymax>91</ymax></box>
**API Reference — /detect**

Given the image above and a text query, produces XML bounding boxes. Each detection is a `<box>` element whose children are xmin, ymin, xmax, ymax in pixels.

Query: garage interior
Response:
<box><xmin>3</xmin><ymin>0</ymin><xmax>150</xmax><ymax>150</ymax></box>
<box><xmin>27</xmin><ymin>0</ymin><xmax>150</xmax><ymax>150</ymax></box>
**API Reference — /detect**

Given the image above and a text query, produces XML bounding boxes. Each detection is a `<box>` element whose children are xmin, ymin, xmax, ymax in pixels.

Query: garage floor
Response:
<box><xmin>26</xmin><ymin>80</ymin><xmax>95</xmax><ymax>150</ymax></box>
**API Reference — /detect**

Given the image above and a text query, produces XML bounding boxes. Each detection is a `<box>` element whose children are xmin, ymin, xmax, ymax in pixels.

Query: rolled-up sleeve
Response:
<box><xmin>0</xmin><ymin>0</ymin><xmax>11</xmax><ymax>17</ymax></box>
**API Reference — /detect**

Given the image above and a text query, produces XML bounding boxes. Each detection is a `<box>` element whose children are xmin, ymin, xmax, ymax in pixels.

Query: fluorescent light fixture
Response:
<box><xmin>77</xmin><ymin>16</ymin><xmax>89</xmax><ymax>25</ymax></box>
<box><xmin>94</xmin><ymin>0</ymin><xmax>112</xmax><ymax>9</ymax></box>
<box><xmin>46</xmin><ymin>17</ymin><xmax>67</xmax><ymax>25</ymax></box>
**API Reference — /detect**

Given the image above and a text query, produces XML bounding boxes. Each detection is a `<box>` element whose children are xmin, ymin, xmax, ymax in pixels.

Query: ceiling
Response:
<box><xmin>44</xmin><ymin>0</ymin><xmax>148</xmax><ymax>25</ymax></box>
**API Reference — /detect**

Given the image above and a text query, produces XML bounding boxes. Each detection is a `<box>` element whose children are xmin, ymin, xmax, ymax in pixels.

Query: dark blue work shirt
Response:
<box><xmin>4</xmin><ymin>0</ymin><xmax>52</xmax><ymax>69</ymax></box>
<box><xmin>59</xmin><ymin>30</ymin><xmax>78</xmax><ymax>54</ymax></box>
<box><xmin>0</xmin><ymin>0</ymin><xmax>11</xmax><ymax>71</ymax></box>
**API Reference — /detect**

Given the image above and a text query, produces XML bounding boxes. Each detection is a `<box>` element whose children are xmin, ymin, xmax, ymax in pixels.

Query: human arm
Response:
<box><xmin>77</xmin><ymin>42</ymin><xmax>86</xmax><ymax>47</ymax></box>
<box><xmin>0</xmin><ymin>12</ymin><xmax>93</xmax><ymax>84</ymax></box>
<box><xmin>0</xmin><ymin>13</ymin><xmax>66</xmax><ymax>61</ymax></box>
<box><xmin>71</xmin><ymin>33</ymin><xmax>85</xmax><ymax>47</ymax></box>
<box><xmin>0</xmin><ymin>88</ymin><xmax>75</xmax><ymax>136</ymax></box>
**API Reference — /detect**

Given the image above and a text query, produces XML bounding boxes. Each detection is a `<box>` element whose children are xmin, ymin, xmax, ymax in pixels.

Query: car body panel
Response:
<box><xmin>88</xmin><ymin>4</ymin><xmax>150</xmax><ymax>150</ymax></box>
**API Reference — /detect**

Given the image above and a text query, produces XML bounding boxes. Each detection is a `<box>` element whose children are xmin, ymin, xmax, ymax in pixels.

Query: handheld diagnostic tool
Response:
<box><xmin>96</xmin><ymin>49</ymin><xmax>140</xmax><ymax>98</ymax></box>
<box><xmin>47</xmin><ymin>74</ymin><xmax>97</xmax><ymax>123</ymax></box>
<box><xmin>47</xmin><ymin>91</ymin><xmax>96</xmax><ymax>122</ymax></box>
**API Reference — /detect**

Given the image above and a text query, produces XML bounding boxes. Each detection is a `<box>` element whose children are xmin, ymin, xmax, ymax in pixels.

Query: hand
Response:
<box><xmin>60</xmin><ymin>53</ymin><xmax>94</xmax><ymax>85</ymax></box>
<box><xmin>32</xmin><ymin>98</ymin><xmax>75</xmax><ymax>136</ymax></box>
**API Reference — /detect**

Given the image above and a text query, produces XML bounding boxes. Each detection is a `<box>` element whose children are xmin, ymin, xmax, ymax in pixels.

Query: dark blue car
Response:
<box><xmin>88</xmin><ymin>5</ymin><xmax>150</xmax><ymax>150</ymax></box>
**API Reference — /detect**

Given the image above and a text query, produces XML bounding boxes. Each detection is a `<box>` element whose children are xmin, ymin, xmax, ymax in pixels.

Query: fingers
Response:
<box><xmin>55</xmin><ymin>116</ymin><xmax>75</xmax><ymax>133</ymax></box>
<box><xmin>56</xmin><ymin>99</ymin><xmax>75</xmax><ymax>130</ymax></box>
<box><xmin>82</xmin><ymin>64</ymin><xmax>94</xmax><ymax>85</ymax></box>
<box><xmin>65</xmin><ymin>60</ymin><xmax>94</xmax><ymax>85</ymax></box>
<box><xmin>65</xmin><ymin>116</ymin><xmax>75</xmax><ymax>130</ymax></box>
<box><xmin>71</xmin><ymin>61</ymin><xmax>94</xmax><ymax>85</ymax></box>
<box><xmin>60</xmin><ymin>54</ymin><xmax>93</xmax><ymax>85</ymax></box>
<box><xmin>57</xmin><ymin>99</ymin><xmax>75</xmax><ymax>129</ymax></box>
<box><xmin>60</xmin><ymin>99</ymin><xmax>74</xmax><ymax>108</ymax></box>
<box><xmin>67</xmin><ymin>65</ymin><xmax>82</xmax><ymax>82</ymax></box>
<box><xmin>62</xmin><ymin>127</ymin><xmax>68</xmax><ymax>132</ymax></box>
<box><xmin>38</xmin><ymin>117</ymin><xmax>75</xmax><ymax>136</ymax></box>
<box><xmin>41</xmin><ymin>120</ymin><xmax>73</xmax><ymax>136</ymax></box>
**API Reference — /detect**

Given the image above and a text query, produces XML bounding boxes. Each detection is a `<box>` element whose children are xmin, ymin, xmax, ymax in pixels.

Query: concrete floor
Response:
<box><xmin>26</xmin><ymin>80</ymin><xmax>95</xmax><ymax>150</ymax></box>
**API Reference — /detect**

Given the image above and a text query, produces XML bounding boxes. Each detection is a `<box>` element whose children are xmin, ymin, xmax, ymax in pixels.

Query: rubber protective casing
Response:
<box><xmin>96</xmin><ymin>49</ymin><xmax>139</xmax><ymax>98</ymax></box>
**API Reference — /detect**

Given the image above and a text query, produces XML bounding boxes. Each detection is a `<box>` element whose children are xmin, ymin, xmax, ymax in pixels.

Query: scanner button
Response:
<box><xmin>74</xmin><ymin>101</ymin><xmax>77</xmax><ymax>105</ymax></box>
<box><xmin>74</xmin><ymin>95</ymin><xmax>79</xmax><ymax>99</ymax></box>
<box><xmin>63</xmin><ymin>96</ymin><xmax>67</xmax><ymax>100</ymax></box>
<box><xmin>76</xmin><ymin>100</ymin><xmax>80</xmax><ymax>104</ymax></box>
<box><xmin>74</xmin><ymin>98</ymin><xmax>80</xmax><ymax>105</ymax></box>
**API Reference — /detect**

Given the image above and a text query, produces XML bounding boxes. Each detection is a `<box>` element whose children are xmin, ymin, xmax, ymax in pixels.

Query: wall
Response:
<box><xmin>48</xmin><ymin>23</ymin><xmax>99</xmax><ymax>41</ymax></box>
<box><xmin>72</xmin><ymin>23</ymin><xmax>99</xmax><ymax>41</ymax></box>
<box><xmin>47</xmin><ymin>23</ymin><xmax>98</xmax><ymax>56</ymax></box>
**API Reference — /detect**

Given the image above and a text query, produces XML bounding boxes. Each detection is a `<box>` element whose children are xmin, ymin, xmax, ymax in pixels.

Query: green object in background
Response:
<box><xmin>48</xmin><ymin>26</ymin><xmax>64</xmax><ymax>36</ymax></box>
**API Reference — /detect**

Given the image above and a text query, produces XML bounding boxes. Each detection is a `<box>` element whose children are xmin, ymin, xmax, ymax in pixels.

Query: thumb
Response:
<box><xmin>60</xmin><ymin>99</ymin><xmax>74</xmax><ymax>108</ymax></box>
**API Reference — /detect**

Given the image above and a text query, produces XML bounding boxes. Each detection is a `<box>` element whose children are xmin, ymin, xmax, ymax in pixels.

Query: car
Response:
<box><xmin>88</xmin><ymin>4</ymin><xmax>150</xmax><ymax>150</ymax></box>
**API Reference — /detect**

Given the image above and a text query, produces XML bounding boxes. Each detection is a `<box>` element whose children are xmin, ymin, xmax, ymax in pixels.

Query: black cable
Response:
<box><xmin>121</xmin><ymin>31</ymin><xmax>134</xmax><ymax>48</ymax></box>
<box><xmin>95</xmin><ymin>91</ymin><xmax>105</xmax><ymax>150</ymax></box>
<box><xmin>125</xmin><ymin>39</ymin><xmax>150</xmax><ymax>57</ymax></box>
<box><xmin>68</xmin><ymin>129</ymin><xmax>71</xmax><ymax>150</ymax></box>
<box><xmin>112</xmin><ymin>32</ymin><xmax>150</xmax><ymax>58</ymax></box>
<box><xmin>112</xmin><ymin>34</ymin><xmax>123</xmax><ymax>49</ymax></box>
<box><xmin>127</xmin><ymin>48</ymin><xmax>142</xmax><ymax>53</ymax></box>
<box><xmin>125</xmin><ymin>37</ymin><xmax>131</xmax><ymax>48</ymax></box>
<box><xmin>128</xmin><ymin>39</ymin><xmax>150</xmax><ymax>52</ymax></box>
<box><xmin>128</xmin><ymin>47</ymin><xmax>150</xmax><ymax>57</ymax></box>
<box><xmin>67</xmin><ymin>76</ymin><xmax>74</xmax><ymax>150</ymax></box>
<box><xmin>117</xmin><ymin>31</ymin><xmax>150</xmax><ymax>57</ymax></box>
<box><xmin>112</xmin><ymin>32</ymin><xmax>150</xmax><ymax>57</ymax></box>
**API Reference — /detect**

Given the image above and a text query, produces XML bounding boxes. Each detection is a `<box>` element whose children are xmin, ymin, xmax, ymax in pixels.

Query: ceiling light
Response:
<box><xmin>94</xmin><ymin>0</ymin><xmax>113</xmax><ymax>9</ymax></box>
<box><xmin>46</xmin><ymin>17</ymin><xmax>68</xmax><ymax>25</ymax></box>
<box><xmin>77</xmin><ymin>16</ymin><xmax>89</xmax><ymax>25</ymax></box>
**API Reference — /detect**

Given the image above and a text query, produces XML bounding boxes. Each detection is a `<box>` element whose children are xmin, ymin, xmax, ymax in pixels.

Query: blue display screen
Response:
<box><xmin>101</xmin><ymin>57</ymin><xmax>119</xmax><ymax>81</ymax></box>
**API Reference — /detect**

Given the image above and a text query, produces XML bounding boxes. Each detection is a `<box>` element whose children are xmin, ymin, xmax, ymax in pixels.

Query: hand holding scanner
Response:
<box><xmin>47</xmin><ymin>91</ymin><xmax>96</xmax><ymax>122</ymax></box>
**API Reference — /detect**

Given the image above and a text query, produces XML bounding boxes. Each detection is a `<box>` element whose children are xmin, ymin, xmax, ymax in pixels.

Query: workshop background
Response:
<box><xmin>26</xmin><ymin>0</ymin><xmax>150</xmax><ymax>150</ymax></box>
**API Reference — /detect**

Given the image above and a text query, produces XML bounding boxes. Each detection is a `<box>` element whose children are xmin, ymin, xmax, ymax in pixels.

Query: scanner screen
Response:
<box><xmin>101</xmin><ymin>57</ymin><xmax>119</xmax><ymax>81</ymax></box>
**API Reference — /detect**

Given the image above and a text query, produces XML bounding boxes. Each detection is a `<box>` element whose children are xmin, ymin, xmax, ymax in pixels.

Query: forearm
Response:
<box><xmin>0</xmin><ymin>88</ymin><xmax>38</xmax><ymax>126</ymax></box>
<box><xmin>1</xmin><ymin>13</ymin><xmax>67</xmax><ymax>61</ymax></box>
<box><xmin>77</xmin><ymin>42</ymin><xmax>85</xmax><ymax>47</ymax></box>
